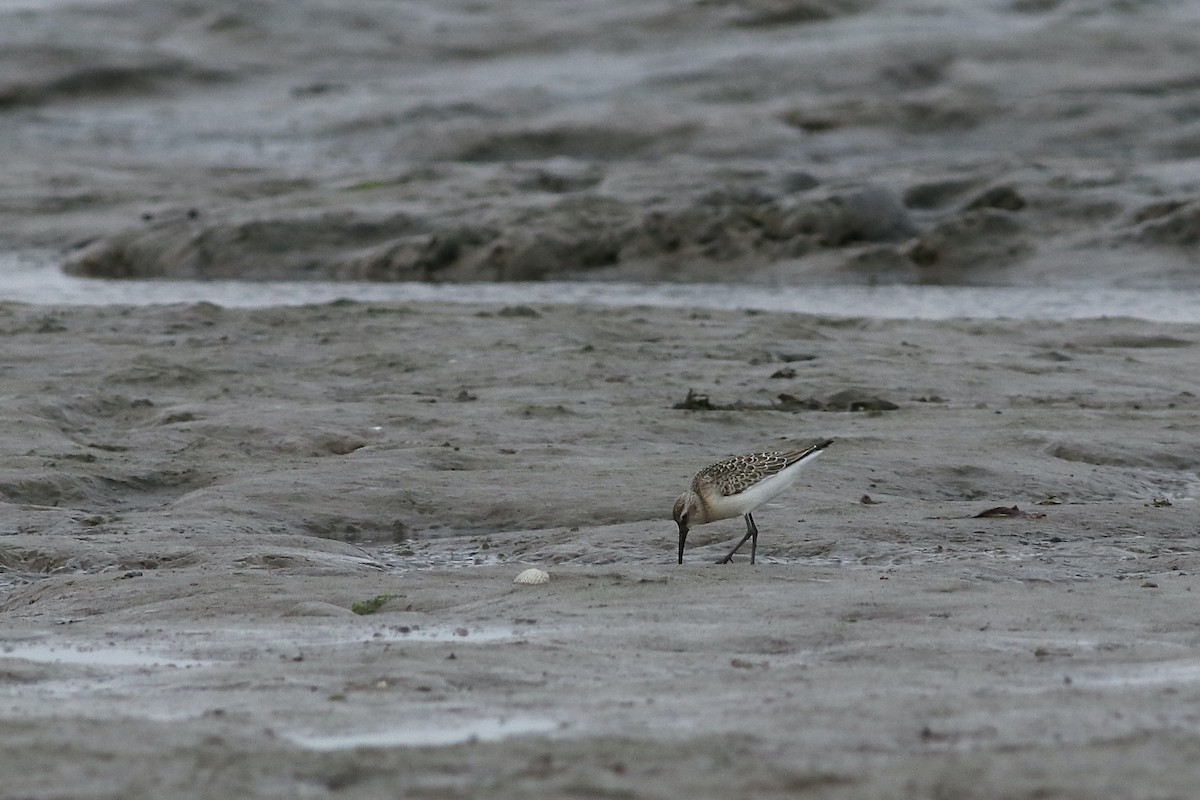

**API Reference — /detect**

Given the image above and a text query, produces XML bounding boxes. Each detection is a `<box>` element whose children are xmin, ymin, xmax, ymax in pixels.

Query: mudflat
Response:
<box><xmin>5</xmin><ymin>0</ymin><xmax>1200</xmax><ymax>796</ymax></box>
<box><xmin>2</xmin><ymin>300</ymin><xmax>1198</xmax><ymax>798</ymax></box>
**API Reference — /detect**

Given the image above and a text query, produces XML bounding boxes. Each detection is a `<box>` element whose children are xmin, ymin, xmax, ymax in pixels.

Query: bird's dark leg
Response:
<box><xmin>748</xmin><ymin>513</ymin><xmax>758</xmax><ymax>564</ymax></box>
<box><xmin>717</xmin><ymin>513</ymin><xmax>758</xmax><ymax>564</ymax></box>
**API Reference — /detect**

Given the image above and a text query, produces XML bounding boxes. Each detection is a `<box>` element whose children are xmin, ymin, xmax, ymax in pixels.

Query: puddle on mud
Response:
<box><xmin>198</xmin><ymin>623</ymin><xmax>527</xmax><ymax>655</ymax></box>
<box><xmin>373</xmin><ymin>624</ymin><xmax>519</xmax><ymax>643</ymax></box>
<box><xmin>0</xmin><ymin>641</ymin><xmax>208</xmax><ymax>669</ymax></box>
<box><xmin>4</xmin><ymin>257</ymin><xmax>1200</xmax><ymax>323</ymax></box>
<box><xmin>1071</xmin><ymin>660</ymin><xmax>1200</xmax><ymax>689</ymax></box>
<box><xmin>373</xmin><ymin>543</ymin><xmax>505</xmax><ymax>572</ymax></box>
<box><xmin>286</xmin><ymin>715</ymin><xmax>559</xmax><ymax>750</ymax></box>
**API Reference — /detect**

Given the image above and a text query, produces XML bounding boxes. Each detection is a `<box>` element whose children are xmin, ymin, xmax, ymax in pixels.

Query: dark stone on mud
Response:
<box><xmin>823</xmin><ymin>389</ymin><xmax>899</xmax><ymax>412</ymax></box>
<box><xmin>496</xmin><ymin>305</ymin><xmax>541</xmax><ymax>318</ymax></box>
<box><xmin>774</xmin><ymin>393</ymin><xmax>824</xmax><ymax>411</ymax></box>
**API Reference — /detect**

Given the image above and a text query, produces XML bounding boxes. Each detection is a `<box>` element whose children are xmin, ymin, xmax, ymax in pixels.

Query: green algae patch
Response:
<box><xmin>351</xmin><ymin>594</ymin><xmax>399</xmax><ymax>615</ymax></box>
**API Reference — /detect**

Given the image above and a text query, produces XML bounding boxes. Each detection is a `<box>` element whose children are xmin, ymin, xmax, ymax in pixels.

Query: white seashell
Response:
<box><xmin>513</xmin><ymin>568</ymin><xmax>550</xmax><ymax>586</ymax></box>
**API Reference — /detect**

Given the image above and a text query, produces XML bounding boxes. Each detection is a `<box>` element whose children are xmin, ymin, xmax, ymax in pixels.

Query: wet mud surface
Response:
<box><xmin>1</xmin><ymin>301</ymin><xmax>1199</xmax><ymax>798</ymax></box>
<box><xmin>3</xmin><ymin>1</ymin><xmax>1200</xmax><ymax>286</ymax></box>
<box><xmin>5</xmin><ymin>1</ymin><xmax>1200</xmax><ymax>797</ymax></box>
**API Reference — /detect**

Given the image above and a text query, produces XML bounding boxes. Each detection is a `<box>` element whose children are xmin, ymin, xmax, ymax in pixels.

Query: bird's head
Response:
<box><xmin>672</xmin><ymin>491</ymin><xmax>701</xmax><ymax>564</ymax></box>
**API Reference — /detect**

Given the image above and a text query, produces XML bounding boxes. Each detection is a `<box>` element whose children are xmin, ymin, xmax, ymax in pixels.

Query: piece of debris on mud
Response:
<box><xmin>973</xmin><ymin>505</ymin><xmax>1046</xmax><ymax>519</ymax></box>
<box><xmin>673</xmin><ymin>389</ymin><xmax>716</xmax><ymax>410</ymax></box>
<box><xmin>675</xmin><ymin>388</ymin><xmax>895</xmax><ymax>414</ymax></box>
<box><xmin>673</xmin><ymin>389</ymin><xmax>824</xmax><ymax>413</ymax></box>
<box><xmin>774</xmin><ymin>393</ymin><xmax>824</xmax><ymax>411</ymax></box>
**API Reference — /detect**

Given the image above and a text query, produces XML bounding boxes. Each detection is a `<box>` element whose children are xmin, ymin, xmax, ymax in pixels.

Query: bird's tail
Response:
<box><xmin>785</xmin><ymin>438</ymin><xmax>832</xmax><ymax>466</ymax></box>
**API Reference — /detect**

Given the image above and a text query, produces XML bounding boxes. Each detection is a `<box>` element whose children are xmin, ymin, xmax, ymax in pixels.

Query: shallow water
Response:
<box><xmin>1072</xmin><ymin>660</ymin><xmax>1200</xmax><ymax>689</ymax></box>
<box><xmin>0</xmin><ymin>640</ymin><xmax>206</xmax><ymax>669</ymax></box>
<box><xmin>285</xmin><ymin>716</ymin><xmax>560</xmax><ymax>750</ymax></box>
<box><xmin>4</xmin><ymin>256</ymin><xmax>1200</xmax><ymax>322</ymax></box>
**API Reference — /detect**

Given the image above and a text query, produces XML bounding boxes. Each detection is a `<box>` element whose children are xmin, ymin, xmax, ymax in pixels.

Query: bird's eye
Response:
<box><xmin>680</xmin><ymin>513</ymin><xmax>689</xmax><ymax>526</ymax></box>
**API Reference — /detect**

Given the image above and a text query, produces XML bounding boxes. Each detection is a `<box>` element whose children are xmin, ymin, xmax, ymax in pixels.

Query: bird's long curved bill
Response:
<box><xmin>677</xmin><ymin>523</ymin><xmax>688</xmax><ymax>564</ymax></box>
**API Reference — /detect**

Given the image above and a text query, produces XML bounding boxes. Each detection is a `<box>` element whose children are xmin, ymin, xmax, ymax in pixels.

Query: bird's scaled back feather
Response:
<box><xmin>693</xmin><ymin>447</ymin><xmax>819</xmax><ymax>497</ymax></box>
